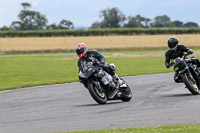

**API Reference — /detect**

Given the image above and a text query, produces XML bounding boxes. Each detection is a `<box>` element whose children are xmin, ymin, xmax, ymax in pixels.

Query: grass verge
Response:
<box><xmin>0</xmin><ymin>54</ymin><xmax>172</xmax><ymax>91</ymax></box>
<box><xmin>60</xmin><ymin>124</ymin><xmax>200</xmax><ymax>133</ymax></box>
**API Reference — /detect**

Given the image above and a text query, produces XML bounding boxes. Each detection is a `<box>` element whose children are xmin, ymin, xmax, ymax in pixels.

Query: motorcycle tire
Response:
<box><xmin>182</xmin><ymin>73</ymin><xmax>199</xmax><ymax>95</ymax></box>
<box><xmin>88</xmin><ymin>83</ymin><xmax>107</xmax><ymax>104</ymax></box>
<box><xmin>119</xmin><ymin>80</ymin><xmax>132</xmax><ymax>102</ymax></box>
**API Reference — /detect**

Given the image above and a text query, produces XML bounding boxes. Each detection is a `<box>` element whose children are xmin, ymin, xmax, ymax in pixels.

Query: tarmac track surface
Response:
<box><xmin>1</xmin><ymin>73</ymin><xmax>200</xmax><ymax>133</ymax></box>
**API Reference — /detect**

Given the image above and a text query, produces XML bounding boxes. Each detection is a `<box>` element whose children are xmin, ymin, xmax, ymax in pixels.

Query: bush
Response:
<box><xmin>0</xmin><ymin>28</ymin><xmax>200</xmax><ymax>37</ymax></box>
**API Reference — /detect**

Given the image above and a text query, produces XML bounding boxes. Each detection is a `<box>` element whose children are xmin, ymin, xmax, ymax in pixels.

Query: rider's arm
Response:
<box><xmin>78</xmin><ymin>58</ymin><xmax>83</xmax><ymax>72</ymax></box>
<box><xmin>165</xmin><ymin>51</ymin><xmax>171</xmax><ymax>68</ymax></box>
<box><xmin>93</xmin><ymin>50</ymin><xmax>106</xmax><ymax>63</ymax></box>
<box><xmin>78</xmin><ymin>59</ymin><xmax>87</xmax><ymax>85</ymax></box>
<box><xmin>78</xmin><ymin>60</ymin><xmax>81</xmax><ymax>72</ymax></box>
<box><xmin>180</xmin><ymin>44</ymin><xmax>193</xmax><ymax>54</ymax></box>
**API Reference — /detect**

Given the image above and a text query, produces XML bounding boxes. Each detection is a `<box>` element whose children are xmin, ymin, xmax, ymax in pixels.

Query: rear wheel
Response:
<box><xmin>88</xmin><ymin>83</ymin><xmax>107</xmax><ymax>104</ymax></box>
<box><xmin>182</xmin><ymin>74</ymin><xmax>199</xmax><ymax>95</ymax></box>
<box><xmin>119</xmin><ymin>80</ymin><xmax>132</xmax><ymax>101</ymax></box>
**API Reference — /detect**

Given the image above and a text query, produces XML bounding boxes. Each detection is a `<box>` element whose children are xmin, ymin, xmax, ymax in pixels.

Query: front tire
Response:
<box><xmin>88</xmin><ymin>83</ymin><xmax>107</xmax><ymax>104</ymax></box>
<box><xmin>182</xmin><ymin>74</ymin><xmax>199</xmax><ymax>95</ymax></box>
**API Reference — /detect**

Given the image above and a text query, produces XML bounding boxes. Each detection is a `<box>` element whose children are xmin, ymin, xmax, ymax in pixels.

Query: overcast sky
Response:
<box><xmin>0</xmin><ymin>0</ymin><xmax>200</xmax><ymax>28</ymax></box>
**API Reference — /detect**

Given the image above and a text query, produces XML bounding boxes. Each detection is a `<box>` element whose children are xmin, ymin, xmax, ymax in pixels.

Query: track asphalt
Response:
<box><xmin>1</xmin><ymin>73</ymin><xmax>200</xmax><ymax>133</ymax></box>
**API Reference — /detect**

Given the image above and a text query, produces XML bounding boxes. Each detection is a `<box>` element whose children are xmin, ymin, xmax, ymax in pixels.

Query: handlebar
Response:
<box><xmin>168</xmin><ymin>54</ymin><xmax>189</xmax><ymax>68</ymax></box>
<box><xmin>183</xmin><ymin>53</ymin><xmax>189</xmax><ymax>59</ymax></box>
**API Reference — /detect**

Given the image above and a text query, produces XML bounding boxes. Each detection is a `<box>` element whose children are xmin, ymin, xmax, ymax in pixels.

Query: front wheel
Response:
<box><xmin>88</xmin><ymin>83</ymin><xmax>107</xmax><ymax>104</ymax></box>
<box><xmin>182</xmin><ymin>74</ymin><xmax>199</xmax><ymax>95</ymax></box>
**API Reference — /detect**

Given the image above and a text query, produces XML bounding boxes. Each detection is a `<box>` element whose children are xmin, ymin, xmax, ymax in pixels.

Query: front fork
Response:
<box><xmin>175</xmin><ymin>66</ymin><xmax>196</xmax><ymax>84</ymax></box>
<box><xmin>183</xmin><ymin>66</ymin><xmax>196</xmax><ymax>84</ymax></box>
<box><xmin>92</xmin><ymin>81</ymin><xmax>103</xmax><ymax>92</ymax></box>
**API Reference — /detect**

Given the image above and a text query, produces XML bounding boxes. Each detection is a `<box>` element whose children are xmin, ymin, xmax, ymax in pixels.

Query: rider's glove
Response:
<box><xmin>187</xmin><ymin>49</ymin><xmax>193</xmax><ymax>55</ymax></box>
<box><xmin>166</xmin><ymin>63</ymin><xmax>171</xmax><ymax>69</ymax></box>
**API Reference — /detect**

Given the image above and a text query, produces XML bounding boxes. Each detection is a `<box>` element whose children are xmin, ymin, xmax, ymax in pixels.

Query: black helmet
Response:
<box><xmin>168</xmin><ymin>37</ymin><xmax>179</xmax><ymax>50</ymax></box>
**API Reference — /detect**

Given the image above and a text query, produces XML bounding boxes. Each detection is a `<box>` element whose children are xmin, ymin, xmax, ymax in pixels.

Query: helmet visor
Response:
<box><xmin>76</xmin><ymin>48</ymin><xmax>84</xmax><ymax>54</ymax></box>
<box><xmin>169</xmin><ymin>43</ymin><xmax>178</xmax><ymax>50</ymax></box>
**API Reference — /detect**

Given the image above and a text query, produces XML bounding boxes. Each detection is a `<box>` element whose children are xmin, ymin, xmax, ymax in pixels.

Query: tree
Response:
<box><xmin>143</xmin><ymin>17</ymin><xmax>151</xmax><ymax>28</ymax></box>
<box><xmin>124</xmin><ymin>16</ymin><xmax>141</xmax><ymax>28</ymax></box>
<box><xmin>124</xmin><ymin>15</ymin><xmax>151</xmax><ymax>28</ymax></box>
<box><xmin>0</xmin><ymin>26</ymin><xmax>12</xmax><ymax>31</ymax></box>
<box><xmin>58</xmin><ymin>19</ymin><xmax>74</xmax><ymax>29</ymax></box>
<box><xmin>183</xmin><ymin>22</ymin><xmax>199</xmax><ymax>27</ymax></box>
<box><xmin>172</xmin><ymin>20</ymin><xmax>183</xmax><ymax>27</ymax></box>
<box><xmin>21</xmin><ymin>2</ymin><xmax>31</xmax><ymax>10</ymax></box>
<box><xmin>90</xmin><ymin>21</ymin><xmax>101</xmax><ymax>29</ymax></box>
<box><xmin>95</xmin><ymin>7</ymin><xmax>125</xmax><ymax>28</ymax></box>
<box><xmin>47</xmin><ymin>20</ymin><xmax>74</xmax><ymax>30</ymax></box>
<box><xmin>10</xmin><ymin>2</ymin><xmax>48</xmax><ymax>30</ymax></box>
<box><xmin>46</xmin><ymin>23</ymin><xmax>59</xmax><ymax>30</ymax></box>
<box><xmin>150</xmin><ymin>15</ymin><xmax>173</xmax><ymax>27</ymax></box>
<box><xmin>10</xmin><ymin>21</ymin><xmax>22</xmax><ymax>30</ymax></box>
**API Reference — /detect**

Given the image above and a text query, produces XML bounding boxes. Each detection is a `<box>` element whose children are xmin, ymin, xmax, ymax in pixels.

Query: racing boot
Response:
<box><xmin>112</xmin><ymin>73</ymin><xmax>127</xmax><ymax>88</ymax></box>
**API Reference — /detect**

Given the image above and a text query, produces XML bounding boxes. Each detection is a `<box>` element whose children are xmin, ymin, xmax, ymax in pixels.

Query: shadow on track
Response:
<box><xmin>162</xmin><ymin>93</ymin><xmax>196</xmax><ymax>97</ymax></box>
<box><xmin>74</xmin><ymin>101</ymin><xmax>124</xmax><ymax>107</ymax></box>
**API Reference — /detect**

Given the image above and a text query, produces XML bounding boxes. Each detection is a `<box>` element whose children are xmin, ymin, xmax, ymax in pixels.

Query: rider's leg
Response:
<box><xmin>108</xmin><ymin>63</ymin><xmax>127</xmax><ymax>87</ymax></box>
<box><xmin>112</xmin><ymin>73</ymin><xmax>123</xmax><ymax>85</ymax></box>
<box><xmin>102</xmin><ymin>63</ymin><xmax>125</xmax><ymax>87</ymax></box>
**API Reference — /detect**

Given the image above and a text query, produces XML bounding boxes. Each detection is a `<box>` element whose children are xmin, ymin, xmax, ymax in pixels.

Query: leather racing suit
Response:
<box><xmin>165</xmin><ymin>44</ymin><xmax>200</xmax><ymax>84</ymax></box>
<box><xmin>78</xmin><ymin>50</ymin><xmax>123</xmax><ymax>88</ymax></box>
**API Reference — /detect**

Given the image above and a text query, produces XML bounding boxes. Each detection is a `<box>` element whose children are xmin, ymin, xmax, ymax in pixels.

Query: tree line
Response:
<box><xmin>90</xmin><ymin>7</ymin><xmax>199</xmax><ymax>28</ymax></box>
<box><xmin>0</xmin><ymin>3</ymin><xmax>199</xmax><ymax>31</ymax></box>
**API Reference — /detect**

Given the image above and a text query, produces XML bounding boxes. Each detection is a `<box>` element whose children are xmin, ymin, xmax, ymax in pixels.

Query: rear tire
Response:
<box><xmin>88</xmin><ymin>83</ymin><xmax>107</xmax><ymax>104</ymax></box>
<box><xmin>182</xmin><ymin>74</ymin><xmax>199</xmax><ymax>95</ymax></box>
<box><xmin>119</xmin><ymin>80</ymin><xmax>132</xmax><ymax>102</ymax></box>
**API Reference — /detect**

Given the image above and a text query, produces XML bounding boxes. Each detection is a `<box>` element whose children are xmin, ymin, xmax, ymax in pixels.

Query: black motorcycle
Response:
<box><xmin>170</xmin><ymin>54</ymin><xmax>200</xmax><ymax>95</ymax></box>
<box><xmin>79</xmin><ymin>61</ymin><xmax>132</xmax><ymax>104</ymax></box>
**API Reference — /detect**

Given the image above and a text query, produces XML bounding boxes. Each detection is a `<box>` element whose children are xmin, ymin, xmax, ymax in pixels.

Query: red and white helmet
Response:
<box><xmin>76</xmin><ymin>43</ymin><xmax>88</xmax><ymax>58</ymax></box>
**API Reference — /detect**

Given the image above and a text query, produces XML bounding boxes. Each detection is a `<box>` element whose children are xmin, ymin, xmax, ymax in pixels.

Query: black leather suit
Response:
<box><xmin>165</xmin><ymin>44</ymin><xmax>200</xmax><ymax>68</ymax></box>
<box><xmin>165</xmin><ymin>44</ymin><xmax>200</xmax><ymax>84</ymax></box>
<box><xmin>78</xmin><ymin>50</ymin><xmax>115</xmax><ymax>82</ymax></box>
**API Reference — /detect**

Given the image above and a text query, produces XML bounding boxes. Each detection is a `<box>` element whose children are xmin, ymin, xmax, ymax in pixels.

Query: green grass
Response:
<box><xmin>0</xmin><ymin>54</ymin><xmax>172</xmax><ymax>91</ymax></box>
<box><xmin>109</xmin><ymin>57</ymin><xmax>171</xmax><ymax>76</ymax></box>
<box><xmin>0</xmin><ymin>55</ymin><xmax>78</xmax><ymax>91</ymax></box>
<box><xmin>61</xmin><ymin>124</ymin><xmax>200</xmax><ymax>133</ymax></box>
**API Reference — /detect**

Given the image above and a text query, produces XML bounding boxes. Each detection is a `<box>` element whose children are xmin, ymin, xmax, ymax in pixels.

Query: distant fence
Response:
<box><xmin>0</xmin><ymin>28</ymin><xmax>200</xmax><ymax>37</ymax></box>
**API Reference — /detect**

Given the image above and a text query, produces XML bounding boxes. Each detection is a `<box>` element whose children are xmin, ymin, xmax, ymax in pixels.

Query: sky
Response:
<box><xmin>0</xmin><ymin>0</ymin><xmax>200</xmax><ymax>28</ymax></box>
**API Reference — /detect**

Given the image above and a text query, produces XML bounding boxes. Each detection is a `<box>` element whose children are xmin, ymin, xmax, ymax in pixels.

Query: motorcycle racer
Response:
<box><xmin>165</xmin><ymin>36</ymin><xmax>200</xmax><ymax>86</ymax></box>
<box><xmin>76</xmin><ymin>43</ymin><xmax>126</xmax><ymax>88</ymax></box>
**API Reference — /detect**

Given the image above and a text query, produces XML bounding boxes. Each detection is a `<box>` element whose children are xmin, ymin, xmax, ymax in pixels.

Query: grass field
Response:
<box><xmin>62</xmin><ymin>124</ymin><xmax>200</xmax><ymax>133</ymax></box>
<box><xmin>0</xmin><ymin>34</ymin><xmax>200</xmax><ymax>53</ymax></box>
<box><xmin>1</xmin><ymin>48</ymin><xmax>200</xmax><ymax>91</ymax></box>
<box><xmin>0</xmin><ymin>52</ymin><xmax>173</xmax><ymax>91</ymax></box>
